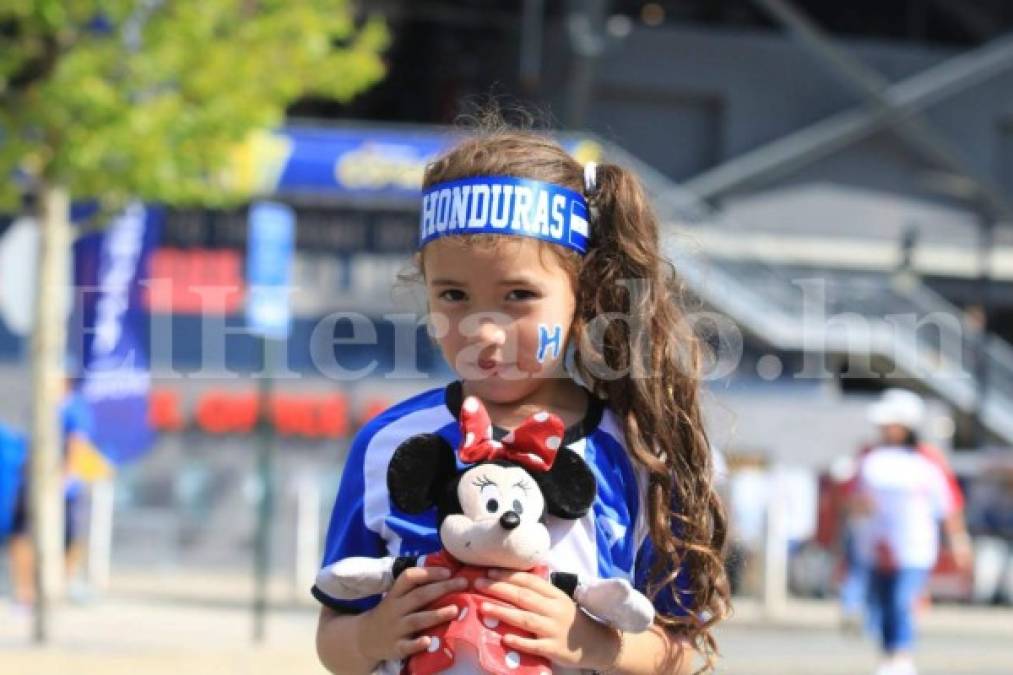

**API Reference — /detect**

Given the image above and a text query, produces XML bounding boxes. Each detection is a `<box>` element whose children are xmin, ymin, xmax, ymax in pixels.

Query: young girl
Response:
<box><xmin>314</xmin><ymin>128</ymin><xmax>729</xmax><ymax>674</ymax></box>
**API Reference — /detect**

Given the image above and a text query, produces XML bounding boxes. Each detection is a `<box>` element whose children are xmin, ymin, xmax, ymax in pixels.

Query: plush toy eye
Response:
<box><xmin>477</xmin><ymin>482</ymin><xmax>502</xmax><ymax>514</ymax></box>
<box><xmin>509</xmin><ymin>480</ymin><xmax>534</xmax><ymax>519</ymax></box>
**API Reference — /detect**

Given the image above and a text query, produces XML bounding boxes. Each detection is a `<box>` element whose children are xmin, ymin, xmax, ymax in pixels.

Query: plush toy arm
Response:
<box><xmin>315</xmin><ymin>555</ymin><xmax>418</xmax><ymax>601</ymax></box>
<box><xmin>571</xmin><ymin>576</ymin><xmax>656</xmax><ymax>633</ymax></box>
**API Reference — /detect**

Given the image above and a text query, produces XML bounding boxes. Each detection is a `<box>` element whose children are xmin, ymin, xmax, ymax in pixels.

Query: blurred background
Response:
<box><xmin>1</xmin><ymin>1</ymin><xmax>1012</xmax><ymax>674</ymax></box>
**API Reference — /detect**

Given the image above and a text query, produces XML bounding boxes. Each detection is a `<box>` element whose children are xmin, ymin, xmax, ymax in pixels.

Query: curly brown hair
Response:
<box><xmin>417</xmin><ymin>124</ymin><xmax>730</xmax><ymax>669</ymax></box>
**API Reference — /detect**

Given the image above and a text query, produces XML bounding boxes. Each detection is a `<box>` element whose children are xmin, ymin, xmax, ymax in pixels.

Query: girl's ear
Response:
<box><xmin>387</xmin><ymin>434</ymin><xmax>457</xmax><ymax>514</ymax></box>
<box><xmin>535</xmin><ymin>448</ymin><xmax>596</xmax><ymax>519</ymax></box>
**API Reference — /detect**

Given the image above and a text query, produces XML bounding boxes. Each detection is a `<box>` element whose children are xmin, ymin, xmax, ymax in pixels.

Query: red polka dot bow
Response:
<box><xmin>457</xmin><ymin>395</ymin><xmax>565</xmax><ymax>473</ymax></box>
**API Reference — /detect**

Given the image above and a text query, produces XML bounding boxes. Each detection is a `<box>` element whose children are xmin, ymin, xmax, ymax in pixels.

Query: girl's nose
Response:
<box><xmin>475</xmin><ymin>317</ymin><xmax>508</xmax><ymax>346</ymax></box>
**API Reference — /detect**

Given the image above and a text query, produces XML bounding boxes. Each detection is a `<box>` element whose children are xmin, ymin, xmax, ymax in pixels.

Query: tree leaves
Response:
<box><xmin>0</xmin><ymin>0</ymin><xmax>388</xmax><ymax>209</ymax></box>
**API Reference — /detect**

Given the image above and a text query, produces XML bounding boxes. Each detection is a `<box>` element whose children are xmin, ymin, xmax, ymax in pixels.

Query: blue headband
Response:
<box><xmin>419</xmin><ymin>176</ymin><xmax>590</xmax><ymax>255</ymax></box>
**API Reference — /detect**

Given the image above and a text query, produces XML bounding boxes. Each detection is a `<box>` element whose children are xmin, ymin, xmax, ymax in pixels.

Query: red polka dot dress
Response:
<box><xmin>404</xmin><ymin>550</ymin><xmax>553</xmax><ymax>675</ymax></box>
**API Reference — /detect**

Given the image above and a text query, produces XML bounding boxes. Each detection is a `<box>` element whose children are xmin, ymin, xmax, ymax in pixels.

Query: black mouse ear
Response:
<box><xmin>387</xmin><ymin>433</ymin><xmax>457</xmax><ymax>514</ymax></box>
<box><xmin>534</xmin><ymin>448</ymin><xmax>596</xmax><ymax>519</ymax></box>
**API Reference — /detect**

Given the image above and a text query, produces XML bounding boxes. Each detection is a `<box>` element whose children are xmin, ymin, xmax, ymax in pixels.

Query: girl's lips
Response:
<box><xmin>475</xmin><ymin>358</ymin><xmax>522</xmax><ymax>375</ymax></box>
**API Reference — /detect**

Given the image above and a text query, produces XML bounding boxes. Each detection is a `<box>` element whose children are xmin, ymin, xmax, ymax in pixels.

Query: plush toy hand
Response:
<box><xmin>316</xmin><ymin>556</ymin><xmax>399</xmax><ymax>600</ymax></box>
<box><xmin>574</xmin><ymin>577</ymin><xmax>655</xmax><ymax>633</ymax></box>
<box><xmin>474</xmin><ymin>569</ymin><xmax>626</xmax><ymax>671</ymax></box>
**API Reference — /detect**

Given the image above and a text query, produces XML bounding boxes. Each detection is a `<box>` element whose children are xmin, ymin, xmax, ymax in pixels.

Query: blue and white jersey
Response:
<box><xmin>313</xmin><ymin>382</ymin><xmax>691</xmax><ymax>637</ymax></box>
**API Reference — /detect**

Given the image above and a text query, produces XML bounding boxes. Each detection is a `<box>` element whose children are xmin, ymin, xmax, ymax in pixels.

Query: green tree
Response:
<box><xmin>0</xmin><ymin>0</ymin><xmax>387</xmax><ymax>641</ymax></box>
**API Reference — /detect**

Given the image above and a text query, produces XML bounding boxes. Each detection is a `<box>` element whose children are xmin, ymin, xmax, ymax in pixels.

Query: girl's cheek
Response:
<box><xmin>518</xmin><ymin>322</ymin><xmax>568</xmax><ymax>374</ymax></box>
<box><xmin>427</xmin><ymin>305</ymin><xmax>449</xmax><ymax>333</ymax></box>
<box><xmin>440</xmin><ymin>333</ymin><xmax>465</xmax><ymax>365</ymax></box>
<box><xmin>430</xmin><ymin>320</ymin><xmax>461</xmax><ymax>364</ymax></box>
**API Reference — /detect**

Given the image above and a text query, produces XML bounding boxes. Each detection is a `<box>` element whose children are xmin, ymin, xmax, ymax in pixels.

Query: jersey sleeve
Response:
<box><xmin>633</xmin><ymin>534</ymin><xmax>695</xmax><ymax>618</ymax></box>
<box><xmin>312</xmin><ymin>428</ymin><xmax>388</xmax><ymax>614</ymax></box>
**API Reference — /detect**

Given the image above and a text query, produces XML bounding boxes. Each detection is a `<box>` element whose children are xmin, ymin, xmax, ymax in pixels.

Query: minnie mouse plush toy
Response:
<box><xmin>316</xmin><ymin>396</ymin><xmax>655</xmax><ymax>675</ymax></box>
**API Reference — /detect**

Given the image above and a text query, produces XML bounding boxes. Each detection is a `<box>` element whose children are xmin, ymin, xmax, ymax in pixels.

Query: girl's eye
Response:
<box><xmin>505</xmin><ymin>289</ymin><xmax>538</xmax><ymax>301</ymax></box>
<box><xmin>512</xmin><ymin>499</ymin><xmax>524</xmax><ymax>515</ymax></box>
<box><xmin>438</xmin><ymin>289</ymin><xmax>466</xmax><ymax>302</ymax></box>
<box><xmin>486</xmin><ymin>498</ymin><xmax>499</xmax><ymax>513</ymax></box>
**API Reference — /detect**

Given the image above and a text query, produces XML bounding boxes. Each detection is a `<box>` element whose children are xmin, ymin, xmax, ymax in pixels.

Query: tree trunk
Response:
<box><xmin>29</xmin><ymin>182</ymin><xmax>71</xmax><ymax>642</ymax></box>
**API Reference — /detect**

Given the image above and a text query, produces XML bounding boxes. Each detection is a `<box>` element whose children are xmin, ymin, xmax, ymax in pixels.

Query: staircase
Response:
<box><xmin>594</xmin><ymin>138</ymin><xmax>1013</xmax><ymax>444</ymax></box>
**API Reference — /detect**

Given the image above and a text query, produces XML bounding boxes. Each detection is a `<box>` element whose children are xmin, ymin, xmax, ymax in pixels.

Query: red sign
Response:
<box><xmin>270</xmin><ymin>393</ymin><xmax>347</xmax><ymax>439</ymax></box>
<box><xmin>148</xmin><ymin>387</ymin><xmax>395</xmax><ymax>440</ymax></box>
<box><xmin>145</xmin><ymin>248</ymin><xmax>246</xmax><ymax>314</ymax></box>
<box><xmin>149</xmin><ymin>389</ymin><xmax>185</xmax><ymax>432</ymax></box>
<box><xmin>147</xmin><ymin>387</ymin><xmax>397</xmax><ymax>441</ymax></box>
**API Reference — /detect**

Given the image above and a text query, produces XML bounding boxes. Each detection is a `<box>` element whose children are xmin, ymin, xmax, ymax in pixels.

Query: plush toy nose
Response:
<box><xmin>499</xmin><ymin>511</ymin><xmax>521</xmax><ymax>530</ymax></box>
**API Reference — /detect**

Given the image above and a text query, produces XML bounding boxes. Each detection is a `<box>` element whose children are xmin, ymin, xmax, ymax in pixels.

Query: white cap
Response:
<box><xmin>866</xmin><ymin>388</ymin><xmax>926</xmax><ymax>430</ymax></box>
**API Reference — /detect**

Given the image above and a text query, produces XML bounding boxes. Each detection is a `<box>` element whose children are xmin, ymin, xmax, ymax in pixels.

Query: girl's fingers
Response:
<box><xmin>481</xmin><ymin>601</ymin><xmax>552</xmax><ymax>637</ymax></box>
<box><xmin>501</xmin><ymin>633</ymin><xmax>553</xmax><ymax>659</ymax></box>
<box><xmin>399</xmin><ymin>576</ymin><xmax>468</xmax><ymax>613</ymax></box>
<box><xmin>475</xmin><ymin>577</ymin><xmax>551</xmax><ymax>612</ymax></box>
<box><xmin>388</xmin><ymin>566</ymin><xmax>451</xmax><ymax>599</ymax></box>
<box><xmin>396</xmin><ymin>636</ymin><xmax>433</xmax><ymax>659</ymax></box>
<box><xmin>400</xmin><ymin>604</ymin><xmax>460</xmax><ymax>634</ymax></box>
<box><xmin>486</xmin><ymin>569</ymin><xmax>563</xmax><ymax>599</ymax></box>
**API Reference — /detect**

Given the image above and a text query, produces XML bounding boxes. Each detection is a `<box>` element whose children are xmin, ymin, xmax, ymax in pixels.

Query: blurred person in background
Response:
<box><xmin>0</xmin><ymin>422</ymin><xmax>28</xmax><ymax>545</ymax></box>
<box><xmin>836</xmin><ymin>451</ymin><xmax>867</xmax><ymax>634</ymax></box>
<box><xmin>6</xmin><ymin>378</ymin><xmax>110</xmax><ymax>608</ymax></box>
<box><xmin>846</xmin><ymin>389</ymin><xmax>972</xmax><ymax>675</ymax></box>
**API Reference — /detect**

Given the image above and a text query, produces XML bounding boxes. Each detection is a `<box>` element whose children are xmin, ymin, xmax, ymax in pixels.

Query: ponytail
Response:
<box><xmin>572</xmin><ymin>163</ymin><xmax>730</xmax><ymax>664</ymax></box>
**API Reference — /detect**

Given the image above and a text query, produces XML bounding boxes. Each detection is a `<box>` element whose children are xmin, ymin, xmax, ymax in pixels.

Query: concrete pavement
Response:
<box><xmin>1</xmin><ymin>570</ymin><xmax>1011</xmax><ymax>674</ymax></box>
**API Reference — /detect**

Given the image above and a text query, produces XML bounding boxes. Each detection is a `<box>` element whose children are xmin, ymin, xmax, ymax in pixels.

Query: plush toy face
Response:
<box><xmin>442</xmin><ymin>462</ymin><xmax>549</xmax><ymax>569</ymax></box>
<box><xmin>387</xmin><ymin>395</ymin><xmax>595</xmax><ymax>570</ymax></box>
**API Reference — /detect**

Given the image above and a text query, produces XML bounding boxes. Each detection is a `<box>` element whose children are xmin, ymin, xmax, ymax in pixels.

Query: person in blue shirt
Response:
<box><xmin>314</xmin><ymin>129</ymin><xmax>730</xmax><ymax>674</ymax></box>
<box><xmin>6</xmin><ymin>382</ymin><xmax>97</xmax><ymax>606</ymax></box>
<box><xmin>0</xmin><ymin>423</ymin><xmax>27</xmax><ymax>541</ymax></box>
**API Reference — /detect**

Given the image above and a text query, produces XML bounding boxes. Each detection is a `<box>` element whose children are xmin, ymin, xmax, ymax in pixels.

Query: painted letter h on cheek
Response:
<box><xmin>537</xmin><ymin>324</ymin><xmax>562</xmax><ymax>362</ymax></box>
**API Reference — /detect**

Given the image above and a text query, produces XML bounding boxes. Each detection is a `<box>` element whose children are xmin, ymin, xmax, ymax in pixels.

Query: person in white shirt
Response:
<box><xmin>849</xmin><ymin>389</ymin><xmax>972</xmax><ymax>675</ymax></box>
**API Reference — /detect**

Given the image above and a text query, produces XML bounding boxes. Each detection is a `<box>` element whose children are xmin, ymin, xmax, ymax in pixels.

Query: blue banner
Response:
<box><xmin>246</xmin><ymin>201</ymin><xmax>296</xmax><ymax>339</ymax></box>
<box><xmin>72</xmin><ymin>203</ymin><xmax>162</xmax><ymax>464</ymax></box>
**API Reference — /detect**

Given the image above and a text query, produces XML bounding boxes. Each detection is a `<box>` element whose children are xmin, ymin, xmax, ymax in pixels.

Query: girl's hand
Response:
<box><xmin>356</xmin><ymin>566</ymin><xmax>468</xmax><ymax>666</ymax></box>
<box><xmin>475</xmin><ymin>569</ymin><xmax>620</xmax><ymax>671</ymax></box>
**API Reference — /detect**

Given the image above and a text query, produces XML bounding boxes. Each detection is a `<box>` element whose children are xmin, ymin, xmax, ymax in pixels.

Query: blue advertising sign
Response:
<box><xmin>246</xmin><ymin>201</ymin><xmax>296</xmax><ymax>339</ymax></box>
<box><xmin>280</xmin><ymin>127</ymin><xmax>446</xmax><ymax>198</ymax></box>
<box><xmin>73</xmin><ymin>203</ymin><xmax>162</xmax><ymax>464</ymax></box>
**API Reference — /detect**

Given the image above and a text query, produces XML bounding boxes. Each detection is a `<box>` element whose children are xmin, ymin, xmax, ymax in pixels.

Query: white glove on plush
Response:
<box><xmin>315</xmin><ymin>555</ymin><xmax>397</xmax><ymax>600</ymax></box>
<box><xmin>574</xmin><ymin>577</ymin><xmax>655</xmax><ymax>633</ymax></box>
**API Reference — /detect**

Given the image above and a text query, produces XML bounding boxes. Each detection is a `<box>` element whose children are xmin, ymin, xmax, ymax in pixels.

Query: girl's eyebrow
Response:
<box><xmin>430</xmin><ymin>278</ymin><xmax>466</xmax><ymax>286</ymax></box>
<box><xmin>497</xmin><ymin>277</ymin><xmax>543</xmax><ymax>286</ymax></box>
